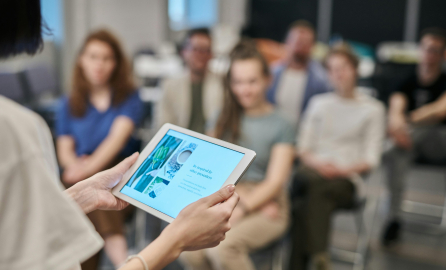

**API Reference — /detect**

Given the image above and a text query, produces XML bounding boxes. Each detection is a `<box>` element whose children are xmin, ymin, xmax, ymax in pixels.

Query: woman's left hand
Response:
<box><xmin>229</xmin><ymin>206</ymin><xmax>245</xmax><ymax>225</ymax></box>
<box><xmin>65</xmin><ymin>152</ymin><xmax>139</xmax><ymax>213</ymax></box>
<box><xmin>62</xmin><ymin>156</ymin><xmax>92</xmax><ymax>184</ymax></box>
<box><xmin>260</xmin><ymin>201</ymin><xmax>280</xmax><ymax>219</ymax></box>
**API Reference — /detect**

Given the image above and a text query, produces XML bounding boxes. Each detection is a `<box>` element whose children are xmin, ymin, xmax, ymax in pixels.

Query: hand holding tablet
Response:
<box><xmin>112</xmin><ymin>123</ymin><xmax>256</xmax><ymax>223</ymax></box>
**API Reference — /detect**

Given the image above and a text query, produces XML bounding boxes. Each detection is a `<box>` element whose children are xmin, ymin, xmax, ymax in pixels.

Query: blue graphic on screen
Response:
<box><xmin>121</xmin><ymin>130</ymin><xmax>245</xmax><ymax>218</ymax></box>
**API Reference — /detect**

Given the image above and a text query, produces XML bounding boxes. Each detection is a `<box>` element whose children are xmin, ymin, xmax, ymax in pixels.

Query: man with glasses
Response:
<box><xmin>158</xmin><ymin>28</ymin><xmax>223</xmax><ymax>134</ymax></box>
<box><xmin>383</xmin><ymin>27</ymin><xmax>446</xmax><ymax>246</ymax></box>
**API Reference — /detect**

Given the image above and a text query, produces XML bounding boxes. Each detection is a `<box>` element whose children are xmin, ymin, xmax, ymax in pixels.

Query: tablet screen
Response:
<box><xmin>120</xmin><ymin>129</ymin><xmax>245</xmax><ymax>218</ymax></box>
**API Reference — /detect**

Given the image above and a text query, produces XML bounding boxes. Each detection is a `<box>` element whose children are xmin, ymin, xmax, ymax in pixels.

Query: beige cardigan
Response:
<box><xmin>157</xmin><ymin>70</ymin><xmax>224</xmax><ymax>129</ymax></box>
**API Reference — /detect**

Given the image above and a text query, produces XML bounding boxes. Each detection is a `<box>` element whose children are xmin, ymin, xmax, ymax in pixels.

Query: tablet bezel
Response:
<box><xmin>112</xmin><ymin>123</ymin><xmax>256</xmax><ymax>223</ymax></box>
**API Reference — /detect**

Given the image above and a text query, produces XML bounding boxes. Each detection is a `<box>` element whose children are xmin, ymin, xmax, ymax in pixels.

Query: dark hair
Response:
<box><xmin>69</xmin><ymin>29</ymin><xmax>135</xmax><ymax>117</ymax></box>
<box><xmin>420</xmin><ymin>27</ymin><xmax>446</xmax><ymax>47</ymax></box>
<box><xmin>287</xmin><ymin>20</ymin><xmax>316</xmax><ymax>37</ymax></box>
<box><xmin>324</xmin><ymin>43</ymin><xmax>359</xmax><ymax>70</ymax></box>
<box><xmin>182</xmin><ymin>28</ymin><xmax>211</xmax><ymax>50</ymax></box>
<box><xmin>0</xmin><ymin>0</ymin><xmax>46</xmax><ymax>58</ymax></box>
<box><xmin>215</xmin><ymin>40</ymin><xmax>270</xmax><ymax>143</ymax></box>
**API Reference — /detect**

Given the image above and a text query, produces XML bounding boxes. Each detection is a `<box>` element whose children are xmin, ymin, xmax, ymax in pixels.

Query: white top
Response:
<box><xmin>298</xmin><ymin>91</ymin><xmax>385</xmax><ymax>169</ymax></box>
<box><xmin>0</xmin><ymin>97</ymin><xmax>103</xmax><ymax>270</ymax></box>
<box><xmin>276</xmin><ymin>68</ymin><xmax>308</xmax><ymax>124</ymax></box>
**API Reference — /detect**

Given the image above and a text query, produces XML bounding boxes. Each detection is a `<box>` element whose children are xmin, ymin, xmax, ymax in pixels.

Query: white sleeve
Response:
<box><xmin>157</xmin><ymin>79</ymin><xmax>176</xmax><ymax>129</ymax></box>
<box><xmin>0</xmin><ymin>112</ymin><xmax>103</xmax><ymax>270</ymax></box>
<box><xmin>363</xmin><ymin>103</ymin><xmax>386</xmax><ymax>168</ymax></box>
<box><xmin>298</xmin><ymin>99</ymin><xmax>320</xmax><ymax>153</ymax></box>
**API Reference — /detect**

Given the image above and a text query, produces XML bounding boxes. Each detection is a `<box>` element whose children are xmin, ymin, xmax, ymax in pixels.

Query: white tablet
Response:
<box><xmin>112</xmin><ymin>123</ymin><xmax>256</xmax><ymax>223</ymax></box>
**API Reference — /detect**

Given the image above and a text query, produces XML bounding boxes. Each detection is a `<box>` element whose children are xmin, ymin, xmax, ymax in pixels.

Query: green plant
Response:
<box><xmin>150</xmin><ymin>145</ymin><xmax>170</xmax><ymax>170</ymax></box>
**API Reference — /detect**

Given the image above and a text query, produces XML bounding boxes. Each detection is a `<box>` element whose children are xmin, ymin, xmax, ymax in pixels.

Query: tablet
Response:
<box><xmin>112</xmin><ymin>123</ymin><xmax>256</xmax><ymax>223</ymax></box>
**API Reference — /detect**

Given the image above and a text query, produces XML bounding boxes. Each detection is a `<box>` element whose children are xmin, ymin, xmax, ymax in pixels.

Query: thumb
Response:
<box><xmin>204</xmin><ymin>185</ymin><xmax>236</xmax><ymax>207</ymax></box>
<box><xmin>111</xmin><ymin>152</ymin><xmax>139</xmax><ymax>176</ymax></box>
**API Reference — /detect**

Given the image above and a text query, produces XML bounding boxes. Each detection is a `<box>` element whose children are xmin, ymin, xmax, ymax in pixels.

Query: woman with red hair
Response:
<box><xmin>56</xmin><ymin>29</ymin><xmax>142</xmax><ymax>269</ymax></box>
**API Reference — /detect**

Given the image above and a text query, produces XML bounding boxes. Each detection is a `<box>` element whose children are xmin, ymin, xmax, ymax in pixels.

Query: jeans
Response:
<box><xmin>385</xmin><ymin>126</ymin><xmax>446</xmax><ymax>220</ymax></box>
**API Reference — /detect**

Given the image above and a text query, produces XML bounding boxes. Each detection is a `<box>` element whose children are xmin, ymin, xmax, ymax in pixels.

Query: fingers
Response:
<box><xmin>112</xmin><ymin>152</ymin><xmax>139</xmax><ymax>175</ymax></box>
<box><xmin>217</xmin><ymin>192</ymin><xmax>240</xmax><ymax>214</ymax></box>
<box><xmin>204</xmin><ymin>185</ymin><xmax>236</xmax><ymax>207</ymax></box>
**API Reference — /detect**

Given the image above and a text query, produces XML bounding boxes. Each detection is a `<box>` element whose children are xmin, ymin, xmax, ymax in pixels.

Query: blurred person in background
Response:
<box><xmin>56</xmin><ymin>29</ymin><xmax>143</xmax><ymax>269</ymax></box>
<box><xmin>158</xmin><ymin>28</ymin><xmax>223</xmax><ymax>133</ymax></box>
<box><xmin>0</xmin><ymin>1</ymin><xmax>240</xmax><ymax>270</ymax></box>
<box><xmin>383</xmin><ymin>27</ymin><xmax>446</xmax><ymax>246</ymax></box>
<box><xmin>180</xmin><ymin>41</ymin><xmax>295</xmax><ymax>270</ymax></box>
<box><xmin>267</xmin><ymin>20</ymin><xmax>332</xmax><ymax>126</ymax></box>
<box><xmin>290</xmin><ymin>45</ymin><xmax>385</xmax><ymax>270</ymax></box>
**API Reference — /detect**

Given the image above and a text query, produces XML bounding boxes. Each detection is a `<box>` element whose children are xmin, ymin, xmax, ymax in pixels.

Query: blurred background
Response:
<box><xmin>4</xmin><ymin>0</ymin><xmax>446</xmax><ymax>269</ymax></box>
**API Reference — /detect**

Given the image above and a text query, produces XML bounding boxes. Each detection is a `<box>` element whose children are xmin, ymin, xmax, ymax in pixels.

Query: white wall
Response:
<box><xmin>62</xmin><ymin>0</ymin><xmax>168</xmax><ymax>92</ymax></box>
<box><xmin>61</xmin><ymin>0</ymin><xmax>248</xmax><ymax>92</ymax></box>
<box><xmin>219</xmin><ymin>0</ymin><xmax>248</xmax><ymax>31</ymax></box>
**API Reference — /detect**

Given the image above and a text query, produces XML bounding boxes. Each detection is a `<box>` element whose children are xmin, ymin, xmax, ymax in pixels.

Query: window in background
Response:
<box><xmin>169</xmin><ymin>0</ymin><xmax>219</xmax><ymax>30</ymax></box>
<box><xmin>41</xmin><ymin>0</ymin><xmax>63</xmax><ymax>45</ymax></box>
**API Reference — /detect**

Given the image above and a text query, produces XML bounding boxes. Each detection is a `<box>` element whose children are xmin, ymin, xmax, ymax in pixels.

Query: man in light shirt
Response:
<box><xmin>289</xmin><ymin>45</ymin><xmax>385</xmax><ymax>270</ymax></box>
<box><xmin>267</xmin><ymin>20</ymin><xmax>331</xmax><ymax>125</ymax></box>
<box><xmin>158</xmin><ymin>28</ymin><xmax>223</xmax><ymax>134</ymax></box>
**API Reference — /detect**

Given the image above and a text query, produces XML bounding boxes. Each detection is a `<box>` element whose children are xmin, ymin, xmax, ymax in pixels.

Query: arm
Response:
<box><xmin>353</xmin><ymin>103</ymin><xmax>386</xmax><ymax>174</ymax></box>
<box><xmin>240</xmin><ymin>144</ymin><xmax>295</xmax><ymax>212</ymax></box>
<box><xmin>410</xmin><ymin>92</ymin><xmax>446</xmax><ymax>124</ymax></box>
<box><xmin>157</xmin><ymin>80</ymin><xmax>176</xmax><ymax>128</ymax></box>
<box><xmin>388</xmin><ymin>92</ymin><xmax>411</xmax><ymax>149</ymax></box>
<box><xmin>122</xmin><ymin>187</ymin><xmax>239</xmax><ymax>270</ymax></box>
<box><xmin>63</xmin><ymin>116</ymin><xmax>135</xmax><ymax>184</ymax></box>
<box><xmin>57</xmin><ymin>135</ymin><xmax>78</xmax><ymax>168</ymax></box>
<box><xmin>65</xmin><ymin>154</ymin><xmax>239</xmax><ymax>270</ymax></box>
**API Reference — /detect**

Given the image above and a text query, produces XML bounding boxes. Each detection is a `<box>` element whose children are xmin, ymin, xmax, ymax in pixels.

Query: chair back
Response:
<box><xmin>0</xmin><ymin>72</ymin><xmax>25</xmax><ymax>102</ymax></box>
<box><xmin>23</xmin><ymin>65</ymin><xmax>58</xmax><ymax>97</ymax></box>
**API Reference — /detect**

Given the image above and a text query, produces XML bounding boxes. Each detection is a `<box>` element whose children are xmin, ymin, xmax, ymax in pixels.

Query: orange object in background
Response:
<box><xmin>255</xmin><ymin>38</ymin><xmax>287</xmax><ymax>65</ymax></box>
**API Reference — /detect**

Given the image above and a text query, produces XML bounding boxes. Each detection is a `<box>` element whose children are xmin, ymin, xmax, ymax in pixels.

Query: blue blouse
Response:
<box><xmin>56</xmin><ymin>91</ymin><xmax>143</xmax><ymax>157</ymax></box>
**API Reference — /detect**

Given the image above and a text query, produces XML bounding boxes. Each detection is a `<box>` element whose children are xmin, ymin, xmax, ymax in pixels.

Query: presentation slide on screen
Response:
<box><xmin>121</xmin><ymin>129</ymin><xmax>245</xmax><ymax>218</ymax></box>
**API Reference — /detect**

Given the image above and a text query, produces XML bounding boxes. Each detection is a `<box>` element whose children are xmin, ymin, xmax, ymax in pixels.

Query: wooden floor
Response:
<box><xmin>98</xmin><ymin>164</ymin><xmax>446</xmax><ymax>270</ymax></box>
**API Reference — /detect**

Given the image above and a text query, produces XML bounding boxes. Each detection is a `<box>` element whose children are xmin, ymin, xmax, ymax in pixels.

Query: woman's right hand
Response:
<box><xmin>162</xmin><ymin>185</ymin><xmax>239</xmax><ymax>251</ymax></box>
<box><xmin>122</xmin><ymin>186</ymin><xmax>239</xmax><ymax>270</ymax></box>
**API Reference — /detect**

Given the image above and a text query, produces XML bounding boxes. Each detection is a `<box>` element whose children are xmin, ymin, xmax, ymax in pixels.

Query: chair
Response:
<box><xmin>22</xmin><ymin>65</ymin><xmax>58</xmax><ymax>98</ymax></box>
<box><xmin>400</xmin><ymin>162</ymin><xmax>446</xmax><ymax>234</ymax></box>
<box><xmin>250</xmin><ymin>238</ymin><xmax>288</xmax><ymax>270</ymax></box>
<box><xmin>22</xmin><ymin>65</ymin><xmax>59</xmax><ymax>131</ymax></box>
<box><xmin>0</xmin><ymin>72</ymin><xmax>26</xmax><ymax>102</ymax></box>
<box><xmin>330</xmin><ymin>171</ymin><xmax>381</xmax><ymax>270</ymax></box>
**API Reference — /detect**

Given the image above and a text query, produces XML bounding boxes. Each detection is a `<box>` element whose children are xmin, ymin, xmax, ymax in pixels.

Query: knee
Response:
<box><xmin>179</xmin><ymin>251</ymin><xmax>206</xmax><ymax>270</ymax></box>
<box><xmin>207</xmin><ymin>238</ymin><xmax>245</xmax><ymax>266</ymax></box>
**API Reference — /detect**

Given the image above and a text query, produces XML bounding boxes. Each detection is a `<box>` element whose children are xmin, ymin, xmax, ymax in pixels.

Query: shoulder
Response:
<box><xmin>162</xmin><ymin>72</ymin><xmax>189</xmax><ymax>89</ymax></box>
<box><xmin>271</xmin><ymin>64</ymin><xmax>287</xmax><ymax>76</ymax></box>
<box><xmin>0</xmin><ymin>97</ymin><xmax>50</xmax><ymax>158</ymax></box>
<box><xmin>0</xmin><ymin>96</ymin><xmax>43</xmax><ymax>126</ymax></box>
<box><xmin>357</xmin><ymin>92</ymin><xmax>386</xmax><ymax>114</ymax></box>
<box><xmin>58</xmin><ymin>95</ymin><xmax>70</xmax><ymax>109</ymax></box>
<box><xmin>269</xmin><ymin>110</ymin><xmax>297</xmax><ymax>143</ymax></box>
<box><xmin>204</xmin><ymin>70</ymin><xmax>224</xmax><ymax>90</ymax></box>
<box><xmin>308</xmin><ymin>92</ymin><xmax>337</xmax><ymax>107</ymax></box>
<box><xmin>270</xmin><ymin>110</ymin><xmax>296</xmax><ymax>129</ymax></box>
<box><xmin>126</xmin><ymin>90</ymin><xmax>142</xmax><ymax>103</ymax></box>
<box><xmin>205</xmin><ymin>70</ymin><xmax>223</xmax><ymax>80</ymax></box>
<box><xmin>118</xmin><ymin>90</ymin><xmax>143</xmax><ymax>110</ymax></box>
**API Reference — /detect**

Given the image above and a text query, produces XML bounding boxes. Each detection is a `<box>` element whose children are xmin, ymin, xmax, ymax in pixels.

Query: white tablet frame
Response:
<box><xmin>112</xmin><ymin>123</ymin><xmax>256</xmax><ymax>223</ymax></box>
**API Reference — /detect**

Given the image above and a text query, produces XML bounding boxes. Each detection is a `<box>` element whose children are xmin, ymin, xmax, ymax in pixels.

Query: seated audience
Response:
<box><xmin>56</xmin><ymin>29</ymin><xmax>143</xmax><ymax>269</ymax></box>
<box><xmin>158</xmin><ymin>28</ymin><xmax>223</xmax><ymax>133</ymax></box>
<box><xmin>180</xmin><ymin>41</ymin><xmax>295</xmax><ymax>270</ymax></box>
<box><xmin>383</xmin><ymin>27</ymin><xmax>446</xmax><ymax>245</ymax></box>
<box><xmin>290</xmin><ymin>45</ymin><xmax>385</xmax><ymax>270</ymax></box>
<box><xmin>267</xmin><ymin>20</ymin><xmax>332</xmax><ymax>125</ymax></box>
